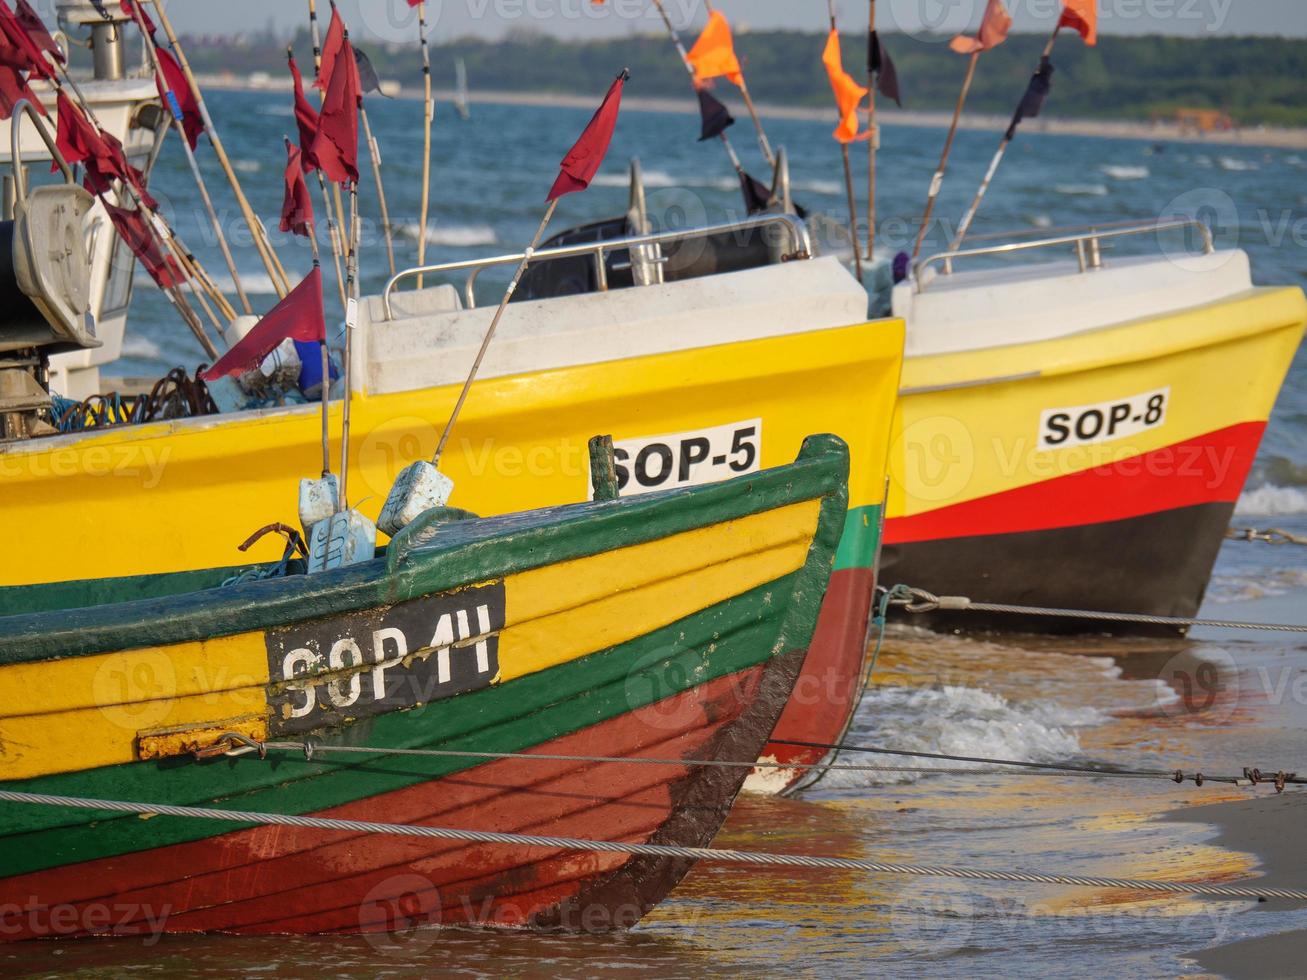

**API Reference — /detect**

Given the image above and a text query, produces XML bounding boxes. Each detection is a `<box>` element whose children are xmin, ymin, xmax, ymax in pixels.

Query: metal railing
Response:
<box><xmin>914</xmin><ymin>219</ymin><xmax>1215</xmax><ymax>293</ymax></box>
<box><xmin>9</xmin><ymin>99</ymin><xmax>74</xmax><ymax>204</ymax></box>
<box><xmin>381</xmin><ymin>211</ymin><xmax>813</xmax><ymax>320</ymax></box>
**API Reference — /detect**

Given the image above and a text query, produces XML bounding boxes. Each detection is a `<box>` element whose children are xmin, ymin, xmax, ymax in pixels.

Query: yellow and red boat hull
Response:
<box><xmin>882</xmin><ymin>286</ymin><xmax>1306</xmax><ymax>633</ymax></box>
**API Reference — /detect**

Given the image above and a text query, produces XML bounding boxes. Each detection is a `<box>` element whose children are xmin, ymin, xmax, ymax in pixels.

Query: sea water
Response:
<box><xmin>7</xmin><ymin>89</ymin><xmax>1307</xmax><ymax>976</ymax></box>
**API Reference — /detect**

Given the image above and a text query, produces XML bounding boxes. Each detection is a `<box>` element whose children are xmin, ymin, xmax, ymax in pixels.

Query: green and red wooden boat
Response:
<box><xmin>0</xmin><ymin>435</ymin><xmax>848</xmax><ymax>938</ymax></box>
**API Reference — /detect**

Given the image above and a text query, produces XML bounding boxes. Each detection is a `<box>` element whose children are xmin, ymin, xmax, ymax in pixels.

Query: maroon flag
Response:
<box><xmin>119</xmin><ymin>0</ymin><xmax>157</xmax><ymax>37</ymax></box>
<box><xmin>103</xmin><ymin>201</ymin><xmax>185</xmax><ymax>290</ymax></box>
<box><xmin>0</xmin><ymin>1</ymin><xmax>51</xmax><ymax>79</ymax></box>
<box><xmin>280</xmin><ymin>141</ymin><xmax>314</xmax><ymax>237</ymax></box>
<box><xmin>55</xmin><ymin>91</ymin><xmax>157</xmax><ymax>208</ymax></box>
<box><xmin>0</xmin><ymin>62</ymin><xmax>40</xmax><ymax>120</ymax></box>
<box><xmin>15</xmin><ymin>0</ymin><xmax>62</xmax><ymax>63</ymax></box>
<box><xmin>547</xmin><ymin>69</ymin><xmax>626</xmax><ymax>202</ymax></box>
<box><xmin>314</xmin><ymin>6</ymin><xmax>345</xmax><ymax>91</ymax></box>
<box><xmin>312</xmin><ymin>30</ymin><xmax>360</xmax><ymax>184</ymax></box>
<box><xmin>154</xmin><ymin>42</ymin><xmax>204</xmax><ymax>150</ymax></box>
<box><xmin>288</xmin><ymin>51</ymin><xmax>319</xmax><ymax>171</ymax></box>
<box><xmin>203</xmin><ymin>268</ymin><xmax>326</xmax><ymax>380</ymax></box>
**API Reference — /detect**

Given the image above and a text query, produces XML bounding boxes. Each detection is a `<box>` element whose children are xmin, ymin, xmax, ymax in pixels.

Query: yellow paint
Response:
<box><xmin>889</xmin><ymin>287</ymin><xmax>1306</xmax><ymax>517</ymax></box>
<box><xmin>0</xmin><ymin>321</ymin><xmax>903</xmax><ymax>587</ymax></box>
<box><xmin>0</xmin><ymin>499</ymin><xmax>821</xmax><ymax>780</ymax></box>
<box><xmin>500</xmin><ymin>501</ymin><xmax>820</xmax><ymax>681</ymax></box>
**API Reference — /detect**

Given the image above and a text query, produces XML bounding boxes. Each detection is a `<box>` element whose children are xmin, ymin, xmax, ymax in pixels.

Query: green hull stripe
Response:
<box><xmin>0</xmin><ymin>570</ymin><xmax>807</xmax><ymax>878</ymax></box>
<box><xmin>833</xmin><ymin>504</ymin><xmax>882</xmax><ymax>571</ymax></box>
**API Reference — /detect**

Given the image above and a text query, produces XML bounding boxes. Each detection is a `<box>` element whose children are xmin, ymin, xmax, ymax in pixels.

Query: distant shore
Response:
<box><xmin>199</xmin><ymin>74</ymin><xmax>1307</xmax><ymax>151</ymax></box>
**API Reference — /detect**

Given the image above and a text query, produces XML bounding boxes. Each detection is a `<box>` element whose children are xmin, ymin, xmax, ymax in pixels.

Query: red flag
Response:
<box><xmin>15</xmin><ymin>0</ymin><xmax>62</xmax><ymax>63</ymax></box>
<box><xmin>0</xmin><ymin>1</ymin><xmax>51</xmax><ymax>79</ymax></box>
<box><xmin>55</xmin><ymin>91</ymin><xmax>156</xmax><ymax>208</ymax></box>
<box><xmin>0</xmin><ymin>62</ymin><xmax>41</xmax><ymax>120</ymax></box>
<box><xmin>103</xmin><ymin>201</ymin><xmax>185</xmax><ymax>290</ymax></box>
<box><xmin>951</xmin><ymin>0</ymin><xmax>1012</xmax><ymax>54</ymax></box>
<box><xmin>154</xmin><ymin>42</ymin><xmax>204</xmax><ymax>150</ymax></box>
<box><xmin>546</xmin><ymin>70</ymin><xmax>626</xmax><ymax>202</ymax></box>
<box><xmin>315</xmin><ymin>6</ymin><xmax>345</xmax><ymax>91</ymax></box>
<box><xmin>1059</xmin><ymin>0</ymin><xmax>1098</xmax><ymax>45</ymax></box>
<box><xmin>288</xmin><ymin>51</ymin><xmax>319</xmax><ymax>172</ymax></box>
<box><xmin>119</xmin><ymin>0</ymin><xmax>157</xmax><ymax>38</ymax></box>
<box><xmin>312</xmin><ymin>33</ymin><xmax>360</xmax><ymax>184</ymax></box>
<box><xmin>280</xmin><ymin>142</ymin><xmax>314</xmax><ymax>237</ymax></box>
<box><xmin>203</xmin><ymin>268</ymin><xmax>326</xmax><ymax>380</ymax></box>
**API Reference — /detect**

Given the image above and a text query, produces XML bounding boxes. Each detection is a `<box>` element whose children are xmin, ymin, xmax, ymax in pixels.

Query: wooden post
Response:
<box><xmin>415</xmin><ymin>0</ymin><xmax>434</xmax><ymax>289</ymax></box>
<box><xmin>912</xmin><ymin>50</ymin><xmax>978</xmax><ymax>262</ymax></box>
<box><xmin>148</xmin><ymin>1</ymin><xmax>290</xmax><ymax>299</ymax></box>
<box><xmin>360</xmin><ymin>106</ymin><xmax>396</xmax><ymax>277</ymax></box>
<box><xmin>865</xmin><ymin>0</ymin><xmax>877</xmax><ymax>261</ymax></box>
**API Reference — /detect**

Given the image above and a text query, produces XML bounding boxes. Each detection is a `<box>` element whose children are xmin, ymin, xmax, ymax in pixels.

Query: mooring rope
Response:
<box><xmin>880</xmin><ymin>584</ymin><xmax>1307</xmax><ymax>633</ymax></box>
<box><xmin>3</xmin><ymin>789</ymin><xmax>1305</xmax><ymax>901</ymax></box>
<box><xmin>214</xmin><ymin>735</ymin><xmax>1297</xmax><ymax>790</ymax></box>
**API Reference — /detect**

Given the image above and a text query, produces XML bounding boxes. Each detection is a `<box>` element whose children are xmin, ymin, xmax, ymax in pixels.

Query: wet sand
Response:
<box><xmin>1172</xmin><ymin>792</ymin><xmax>1307</xmax><ymax>978</ymax></box>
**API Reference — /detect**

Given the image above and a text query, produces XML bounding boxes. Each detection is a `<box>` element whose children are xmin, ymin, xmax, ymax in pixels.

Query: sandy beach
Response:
<box><xmin>199</xmin><ymin>74</ymin><xmax>1307</xmax><ymax>151</ymax></box>
<box><xmin>1172</xmin><ymin>793</ymin><xmax>1307</xmax><ymax>978</ymax></box>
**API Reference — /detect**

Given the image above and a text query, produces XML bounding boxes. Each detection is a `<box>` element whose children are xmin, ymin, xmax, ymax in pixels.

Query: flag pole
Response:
<box><xmin>360</xmin><ymin>105</ymin><xmax>396</xmax><ymax>277</ymax></box>
<box><xmin>287</xmin><ymin>134</ymin><xmax>332</xmax><ymax>481</ymax></box>
<box><xmin>865</xmin><ymin>0</ymin><xmax>877</xmax><ymax>261</ymax></box>
<box><xmin>147</xmin><ymin>0</ymin><xmax>291</xmax><ymax>300</ymax></box>
<box><xmin>415</xmin><ymin>0</ymin><xmax>434</xmax><ymax>289</ymax></box>
<box><xmin>912</xmin><ymin>49</ymin><xmax>978</xmax><ymax>261</ymax></box>
<box><xmin>291</xmin><ymin>46</ymin><xmax>348</xmax><ymax>313</ymax></box>
<box><xmin>701</xmin><ymin>0</ymin><xmax>774</xmax><ymax>168</ymax></box>
<box><xmin>432</xmin><ymin>199</ymin><xmax>557</xmax><ymax>469</ymax></box>
<box><xmin>122</xmin><ymin>5</ymin><xmax>251</xmax><ymax>317</ymax></box>
<box><xmin>339</xmin><ymin>178</ymin><xmax>359</xmax><ymax>509</ymax></box>
<box><xmin>649</xmin><ymin>0</ymin><xmax>752</xmax><ymax>188</ymax></box>
<box><xmin>950</xmin><ymin>24</ymin><xmax>1062</xmax><ymax>252</ymax></box>
<box><xmin>828</xmin><ymin>1</ymin><xmax>863</xmax><ymax>281</ymax></box>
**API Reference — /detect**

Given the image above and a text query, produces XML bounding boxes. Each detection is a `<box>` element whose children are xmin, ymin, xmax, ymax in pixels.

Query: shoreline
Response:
<box><xmin>1167</xmin><ymin>793</ymin><xmax>1307</xmax><ymax>979</ymax></box>
<box><xmin>199</xmin><ymin>75</ymin><xmax>1307</xmax><ymax>150</ymax></box>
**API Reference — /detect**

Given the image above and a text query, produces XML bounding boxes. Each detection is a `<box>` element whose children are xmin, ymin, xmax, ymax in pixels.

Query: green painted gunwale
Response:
<box><xmin>0</xmin><ymin>437</ymin><xmax>849</xmax><ymax>878</ymax></box>
<box><xmin>0</xmin><ymin>435</ymin><xmax>850</xmax><ymax>665</ymax></box>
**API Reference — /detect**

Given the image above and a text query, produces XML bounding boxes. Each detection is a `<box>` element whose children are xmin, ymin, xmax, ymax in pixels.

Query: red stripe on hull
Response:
<box><xmin>760</xmin><ymin>566</ymin><xmax>874</xmax><ymax>775</ymax></box>
<box><xmin>885</xmin><ymin>421</ymin><xmax>1265</xmax><ymax>546</ymax></box>
<box><xmin>0</xmin><ymin>666</ymin><xmax>768</xmax><ymax>939</ymax></box>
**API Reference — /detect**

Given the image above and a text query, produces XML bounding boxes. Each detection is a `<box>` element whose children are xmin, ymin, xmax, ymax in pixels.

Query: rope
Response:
<box><xmin>881</xmin><ymin>585</ymin><xmax>1307</xmax><ymax>633</ymax></box>
<box><xmin>4</xmin><ymin>789</ymin><xmax>1305</xmax><ymax>901</ymax></box>
<box><xmin>1227</xmin><ymin>526</ymin><xmax>1307</xmax><ymax>547</ymax></box>
<box><xmin>208</xmin><ymin>735</ymin><xmax>1300</xmax><ymax>790</ymax></box>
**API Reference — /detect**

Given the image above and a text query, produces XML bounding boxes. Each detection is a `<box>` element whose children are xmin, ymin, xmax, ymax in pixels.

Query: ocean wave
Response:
<box><xmin>1218</xmin><ymin>156</ymin><xmax>1259</xmax><ymax>172</ymax></box>
<box><xmin>120</xmin><ymin>334</ymin><xmax>162</xmax><ymax>360</ymax></box>
<box><xmin>1054</xmin><ymin>183</ymin><xmax>1109</xmax><ymax>196</ymax></box>
<box><xmin>210</xmin><ymin>271</ymin><xmax>283</xmax><ymax>295</ymax></box>
<box><xmin>1029</xmin><ymin>213</ymin><xmax>1053</xmax><ymax>229</ymax></box>
<box><xmin>794</xmin><ymin>178</ymin><xmax>843</xmax><ymax>196</ymax></box>
<box><xmin>1100</xmin><ymin>164</ymin><xmax>1149</xmax><ymax>180</ymax></box>
<box><xmin>397</xmin><ymin>222</ymin><xmax>497</xmax><ymax>247</ymax></box>
<box><xmin>1235</xmin><ymin>483</ymin><xmax>1307</xmax><ymax>516</ymax></box>
<box><xmin>232</xmin><ymin>159</ymin><xmax>262</xmax><ymax>174</ymax></box>
<box><xmin>820</xmin><ymin>684</ymin><xmax>1106</xmax><ymax>789</ymax></box>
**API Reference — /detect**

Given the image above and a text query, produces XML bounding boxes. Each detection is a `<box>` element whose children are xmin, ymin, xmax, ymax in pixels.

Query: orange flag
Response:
<box><xmin>687</xmin><ymin>10</ymin><xmax>742</xmax><ymax>88</ymax></box>
<box><xmin>1059</xmin><ymin>0</ymin><xmax>1098</xmax><ymax>44</ymax></box>
<box><xmin>950</xmin><ymin>0</ymin><xmax>1012</xmax><ymax>54</ymax></box>
<box><xmin>821</xmin><ymin>29</ymin><xmax>867</xmax><ymax>144</ymax></box>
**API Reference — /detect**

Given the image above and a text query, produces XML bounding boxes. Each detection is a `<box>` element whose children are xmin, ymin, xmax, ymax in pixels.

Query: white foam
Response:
<box><xmin>1235</xmin><ymin>484</ymin><xmax>1307</xmax><ymax>516</ymax></box>
<box><xmin>397</xmin><ymin>222</ymin><xmax>497</xmax><ymax>247</ymax></box>
<box><xmin>794</xmin><ymin>178</ymin><xmax>843</xmax><ymax>196</ymax></box>
<box><xmin>1054</xmin><ymin>183</ymin><xmax>1109</xmax><ymax>196</ymax></box>
<box><xmin>210</xmin><ymin>271</ymin><xmax>282</xmax><ymax>295</ymax></box>
<box><xmin>1218</xmin><ymin>156</ymin><xmax>1259</xmax><ymax>172</ymax></box>
<box><xmin>1101</xmin><ymin>164</ymin><xmax>1150</xmax><ymax>180</ymax></box>
<box><xmin>232</xmin><ymin>159</ymin><xmax>262</xmax><ymax>174</ymax></box>
<box><xmin>1030</xmin><ymin>213</ymin><xmax>1053</xmax><ymax>229</ymax></box>
<box><xmin>821</xmin><ymin>684</ymin><xmax>1107</xmax><ymax>789</ymax></box>
<box><xmin>120</xmin><ymin>333</ymin><xmax>162</xmax><ymax>360</ymax></box>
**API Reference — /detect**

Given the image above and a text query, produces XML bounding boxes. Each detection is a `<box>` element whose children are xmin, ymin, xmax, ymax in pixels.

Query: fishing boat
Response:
<box><xmin>0</xmin><ymin>434</ymin><xmax>849</xmax><ymax>938</ymax></box>
<box><xmin>882</xmin><ymin>227</ymin><xmax>1307</xmax><ymax>633</ymax></box>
